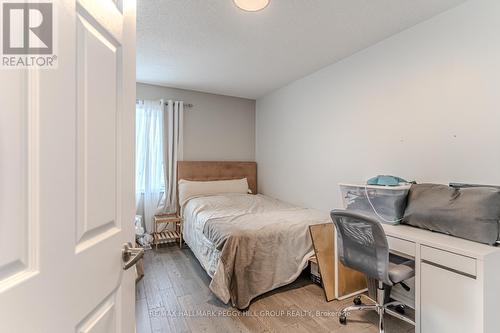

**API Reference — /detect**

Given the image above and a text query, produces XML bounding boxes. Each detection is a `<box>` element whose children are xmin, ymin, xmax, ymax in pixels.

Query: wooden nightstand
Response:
<box><xmin>153</xmin><ymin>213</ymin><xmax>183</xmax><ymax>249</ymax></box>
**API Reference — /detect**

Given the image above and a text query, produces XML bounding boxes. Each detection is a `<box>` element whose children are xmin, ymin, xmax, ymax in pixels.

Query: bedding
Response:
<box><xmin>182</xmin><ymin>193</ymin><xmax>329</xmax><ymax>309</ymax></box>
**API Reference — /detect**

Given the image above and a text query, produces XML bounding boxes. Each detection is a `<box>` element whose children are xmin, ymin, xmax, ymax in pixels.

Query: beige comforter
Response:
<box><xmin>183</xmin><ymin>194</ymin><xmax>329</xmax><ymax>309</ymax></box>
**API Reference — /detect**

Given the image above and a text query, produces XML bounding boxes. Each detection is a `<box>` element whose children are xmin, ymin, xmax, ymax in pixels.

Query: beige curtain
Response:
<box><xmin>158</xmin><ymin>100</ymin><xmax>184</xmax><ymax>214</ymax></box>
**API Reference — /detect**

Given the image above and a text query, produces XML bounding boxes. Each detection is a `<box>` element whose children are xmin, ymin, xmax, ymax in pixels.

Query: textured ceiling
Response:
<box><xmin>137</xmin><ymin>0</ymin><xmax>467</xmax><ymax>99</ymax></box>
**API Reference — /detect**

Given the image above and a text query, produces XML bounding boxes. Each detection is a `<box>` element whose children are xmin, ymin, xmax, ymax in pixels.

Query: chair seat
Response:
<box><xmin>388</xmin><ymin>260</ymin><xmax>415</xmax><ymax>284</ymax></box>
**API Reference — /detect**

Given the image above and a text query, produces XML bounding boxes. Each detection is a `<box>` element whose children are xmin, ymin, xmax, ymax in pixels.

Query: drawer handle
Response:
<box><xmin>422</xmin><ymin>259</ymin><xmax>476</xmax><ymax>279</ymax></box>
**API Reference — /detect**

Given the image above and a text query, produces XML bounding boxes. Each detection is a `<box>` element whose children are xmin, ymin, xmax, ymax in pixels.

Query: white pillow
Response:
<box><xmin>178</xmin><ymin>178</ymin><xmax>249</xmax><ymax>207</ymax></box>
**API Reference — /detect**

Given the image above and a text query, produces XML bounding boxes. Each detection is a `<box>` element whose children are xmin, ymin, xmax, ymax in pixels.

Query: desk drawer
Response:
<box><xmin>387</xmin><ymin>236</ymin><xmax>415</xmax><ymax>257</ymax></box>
<box><xmin>421</xmin><ymin>245</ymin><xmax>476</xmax><ymax>278</ymax></box>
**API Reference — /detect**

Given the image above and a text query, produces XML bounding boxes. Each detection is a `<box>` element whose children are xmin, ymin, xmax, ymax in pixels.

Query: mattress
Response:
<box><xmin>181</xmin><ymin>193</ymin><xmax>330</xmax><ymax>308</ymax></box>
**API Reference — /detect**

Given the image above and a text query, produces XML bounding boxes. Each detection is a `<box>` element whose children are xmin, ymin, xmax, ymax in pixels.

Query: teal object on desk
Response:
<box><xmin>367</xmin><ymin>175</ymin><xmax>408</xmax><ymax>186</ymax></box>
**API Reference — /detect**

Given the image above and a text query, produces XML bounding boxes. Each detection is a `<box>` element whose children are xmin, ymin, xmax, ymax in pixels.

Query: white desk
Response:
<box><xmin>381</xmin><ymin>223</ymin><xmax>500</xmax><ymax>333</ymax></box>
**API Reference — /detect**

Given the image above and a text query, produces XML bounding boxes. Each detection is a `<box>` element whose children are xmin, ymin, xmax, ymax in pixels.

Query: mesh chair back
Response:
<box><xmin>330</xmin><ymin>209</ymin><xmax>392</xmax><ymax>285</ymax></box>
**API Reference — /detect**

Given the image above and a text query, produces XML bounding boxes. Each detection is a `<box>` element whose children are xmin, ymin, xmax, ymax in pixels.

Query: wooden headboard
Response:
<box><xmin>177</xmin><ymin>161</ymin><xmax>257</xmax><ymax>194</ymax></box>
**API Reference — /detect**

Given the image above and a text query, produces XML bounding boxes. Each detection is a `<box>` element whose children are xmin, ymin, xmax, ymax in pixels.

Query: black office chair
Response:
<box><xmin>330</xmin><ymin>209</ymin><xmax>415</xmax><ymax>333</ymax></box>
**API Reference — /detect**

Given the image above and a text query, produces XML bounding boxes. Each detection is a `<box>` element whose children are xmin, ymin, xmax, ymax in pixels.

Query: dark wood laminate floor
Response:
<box><xmin>136</xmin><ymin>245</ymin><xmax>415</xmax><ymax>333</ymax></box>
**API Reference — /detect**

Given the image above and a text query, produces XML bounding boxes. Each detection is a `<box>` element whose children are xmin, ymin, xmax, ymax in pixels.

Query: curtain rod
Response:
<box><xmin>136</xmin><ymin>99</ymin><xmax>193</xmax><ymax>108</ymax></box>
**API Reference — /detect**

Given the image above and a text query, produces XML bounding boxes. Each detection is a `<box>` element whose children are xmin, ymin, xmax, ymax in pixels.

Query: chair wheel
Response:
<box><xmin>339</xmin><ymin>315</ymin><xmax>347</xmax><ymax>325</ymax></box>
<box><xmin>353</xmin><ymin>296</ymin><xmax>362</xmax><ymax>306</ymax></box>
<box><xmin>395</xmin><ymin>304</ymin><xmax>405</xmax><ymax>315</ymax></box>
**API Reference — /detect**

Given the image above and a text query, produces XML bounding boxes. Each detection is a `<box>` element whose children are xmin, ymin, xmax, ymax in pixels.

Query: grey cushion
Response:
<box><xmin>402</xmin><ymin>184</ymin><xmax>500</xmax><ymax>245</ymax></box>
<box><xmin>388</xmin><ymin>260</ymin><xmax>414</xmax><ymax>284</ymax></box>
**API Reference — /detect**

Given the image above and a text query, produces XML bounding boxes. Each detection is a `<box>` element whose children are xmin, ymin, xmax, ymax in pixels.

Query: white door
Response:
<box><xmin>0</xmin><ymin>0</ymin><xmax>137</xmax><ymax>332</ymax></box>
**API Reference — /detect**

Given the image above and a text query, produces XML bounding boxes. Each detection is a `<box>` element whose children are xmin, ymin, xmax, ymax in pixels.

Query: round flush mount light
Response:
<box><xmin>233</xmin><ymin>0</ymin><xmax>270</xmax><ymax>12</ymax></box>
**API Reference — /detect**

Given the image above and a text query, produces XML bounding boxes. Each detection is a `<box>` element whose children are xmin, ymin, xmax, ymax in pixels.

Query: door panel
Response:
<box><xmin>76</xmin><ymin>11</ymin><xmax>120</xmax><ymax>249</ymax></box>
<box><xmin>0</xmin><ymin>71</ymin><xmax>38</xmax><ymax>287</ymax></box>
<box><xmin>0</xmin><ymin>72</ymin><xmax>28</xmax><ymax>278</ymax></box>
<box><xmin>77</xmin><ymin>291</ymin><xmax>118</xmax><ymax>333</ymax></box>
<box><xmin>421</xmin><ymin>262</ymin><xmax>479</xmax><ymax>333</ymax></box>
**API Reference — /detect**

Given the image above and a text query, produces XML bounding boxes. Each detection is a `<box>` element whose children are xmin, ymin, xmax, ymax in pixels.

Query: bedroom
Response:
<box><xmin>2</xmin><ymin>0</ymin><xmax>500</xmax><ymax>333</ymax></box>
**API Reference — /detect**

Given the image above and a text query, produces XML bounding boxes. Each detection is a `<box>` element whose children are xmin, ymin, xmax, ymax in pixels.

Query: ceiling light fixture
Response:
<box><xmin>233</xmin><ymin>0</ymin><xmax>270</xmax><ymax>12</ymax></box>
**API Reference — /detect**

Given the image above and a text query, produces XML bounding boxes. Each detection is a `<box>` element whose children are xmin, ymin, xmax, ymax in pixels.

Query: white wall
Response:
<box><xmin>137</xmin><ymin>83</ymin><xmax>255</xmax><ymax>161</ymax></box>
<box><xmin>256</xmin><ymin>0</ymin><xmax>500</xmax><ymax>212</ymax></box>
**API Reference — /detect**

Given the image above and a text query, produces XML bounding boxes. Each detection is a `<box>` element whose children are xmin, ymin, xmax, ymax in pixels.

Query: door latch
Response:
<box><xmin>122</xmin><ymin>242</ymin><xmax>144</xmax><ymax>270</ymax></box>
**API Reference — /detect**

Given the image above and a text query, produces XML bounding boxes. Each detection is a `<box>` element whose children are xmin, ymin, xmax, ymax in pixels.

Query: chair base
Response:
<box><xmin>339</xmin><ymin>289</ymin><xmax>415</xmax><ymax>333</ymax></box>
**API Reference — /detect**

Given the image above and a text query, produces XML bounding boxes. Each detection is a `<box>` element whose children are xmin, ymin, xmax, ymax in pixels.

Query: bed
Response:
<box><xmin>177</xmin><ymin>161</ymin><xmax>330</xmax><ymax>309</ymax></box>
